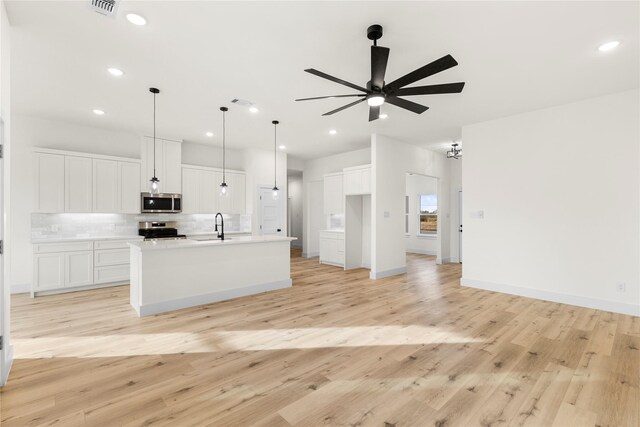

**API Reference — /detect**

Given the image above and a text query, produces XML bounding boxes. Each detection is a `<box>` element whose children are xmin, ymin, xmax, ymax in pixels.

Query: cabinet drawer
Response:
<box><xmin>94</xmin><ymin>265</ymin><xmax>129</xmax><ymax>284</ymax></box>
<box><xmin>94</xmin><ymin>240</ymin><xmax>137</xmax><ymax>250</ymax></box>
<box><xmin>34</xmin><ymin>241</ymin><xmax>93</xmax><ymax>254</ymax></box>
<box><xmin>94</xmin><ymin>249</ymin><xmax>129</xmax><ymax>267</ymax></box>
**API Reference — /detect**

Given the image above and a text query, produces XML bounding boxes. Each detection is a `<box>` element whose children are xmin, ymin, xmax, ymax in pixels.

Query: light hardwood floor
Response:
<box><xmin>1</xmin><ymin>251</ymin><xmax>638</xmax><ymax>426</ymax></box>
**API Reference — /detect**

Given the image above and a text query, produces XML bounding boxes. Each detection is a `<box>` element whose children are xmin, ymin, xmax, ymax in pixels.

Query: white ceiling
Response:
<box><xmin>7</xmin><ymin>1</ymin><xmax>639</xmax><ymax>159</ymax></box>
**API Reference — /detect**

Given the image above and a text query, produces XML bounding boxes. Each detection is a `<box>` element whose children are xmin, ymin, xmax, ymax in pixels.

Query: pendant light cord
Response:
<box><xmin>153</xmin><ymin>91</ymin><xmax>156</xmax><ymax>177</ymax></box>
<box><xmin>222</xmin><ymin>109</ymin><xmax>226</xmax><ymax>183</ymax></box>
<box><xmin>273</xmin><ymin>122</ymin><xmax>277</xmax><ymax>188</ymax></box>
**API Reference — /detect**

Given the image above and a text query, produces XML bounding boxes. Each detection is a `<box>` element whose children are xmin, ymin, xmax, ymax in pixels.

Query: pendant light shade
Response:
<box><xmin>149</xmin><ymin>87</ymin><xmax>160</xmax><ymax>194</ymax></box>
<box><xmin>271</xmin><ymin>120</ymin><xmax>280</xmax><ymax>200</ymax></box>
<box><xmin>219</xmin><ymin>107</ymin><xmax>229</xmax><ymax>197</ymax></box>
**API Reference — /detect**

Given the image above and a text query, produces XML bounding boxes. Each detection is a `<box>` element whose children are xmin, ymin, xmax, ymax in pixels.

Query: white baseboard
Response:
<box><xmin>11</xmin><ymin>283</ymin><xmax>30</xmax><ymax>294</ymax></box>
<box><xmin>137</xmin><ymin>279</ymin><xmax>292</xmax><ymax>317</ymax></box>
<box><xmin>370</xmin><ymin>266</ymin><xmax>407</xmax><ymax>280</ymax></box>
<box><xmin>406</xmin><ymin>249</ymin><xmax>437</xmax><ymax>256</ymax></box>
<box><xmin>1</xmin><ymin>344</ymin><xmax>14</xmax><ymax>386</ymax></box>
<box><xmin>302</xmin><ymin>251</ymin><xmax>319</xmax><ymax>258</ymax></box>
<box><xmin>444</xmin><ymin>257</ymin><xmax>460</xmax><ymax>264</ymax></box>
<box><xmin>461</xmin><ymin>277</ymin><xmax>640</xmax><ymax>317</ymax></box>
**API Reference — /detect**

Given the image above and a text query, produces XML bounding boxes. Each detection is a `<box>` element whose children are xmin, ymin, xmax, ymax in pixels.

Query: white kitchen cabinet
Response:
<box><xmin>93</xmin><ymin>159</ymin><xmax>118</xmax><ymax>212</ymax></box>
<box><xmin>182</xmin><ymin>165</ymin><xmax>245</xmax><ymax>214</ymax></box>
<box><xmin>319</xmin><ymin>230</ymin><xmax>345</xmax><ymax>267</ymax></box>
<box><xmin>343</xmin><ymin>165</ymin><xmax>371</xmax><ymax>196</ymax></box>
<box><xmin>142</xmin><ymin>137</ymin><xmax>182</xmax><ymax>194</ymax></box>
<box><xmin>118</xmin><ymin>162</ymin><xmax>141</xmax><ymax>213</ymax></box>
<box><xmin>34</xmin><ymin>153</ymin><xmax>65</xmax><ymax>213</ymax></box>
<box><xmin>65</xmin><ymin>156</ymin><xmax>93</xmax><ymax>213</ymax></box>
<box><xmin>33</xmin><ymin>239</ymin><xmax>140</xmax><ymax>295</ymax></box>
<box><xmin>65</xmin><ymin>251</ymin><xmax>94</xmax><ymax>287</ymax></box>
<box><xmin>33</xmin><ymin>253</ymin><xmax>65</xmax><ymax>291</ymax></box>
<box><xmin>323</xmin><ymin>172</ymin><xmax>344</xmax><ymax>215</ymax></box>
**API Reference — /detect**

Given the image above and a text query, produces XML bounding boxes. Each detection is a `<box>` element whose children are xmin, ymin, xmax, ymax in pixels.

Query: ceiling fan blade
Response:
<box><xmin>369</xmin><ymin>105</ymin><xmax>380</xmax><ymax>122</ymax></box>
<box><xmin>395</xmin><ymin>82</ymin><xmax>466</xmax><ymax>97</ymax></box>
<box><xmin>385</xmin><ymin>96</ymin><xmax>429</xmax><ymax>114</ymax></box>
<box><xmin>322</xmin><ymin>98</ymin><xmax>366</xmax><ymax>116</ymax></box>
<box><xmin>385</xmin><ymin>55</ymin><xmax>459</xmax><ymax>93</ymax></box>
<box><xmin>295</xmin><ymin>94</ymin><xmax>366</xmax><ymax>101</ymax></box>
<box><xmin>305</xmin><ymin>69</ymin><xmax>369</xmax><ymax>93</ymax></box>
<box><xmin>371</xmin><ymin>46</ymin><xmax>390</xmax><ymax>89</ymax></box>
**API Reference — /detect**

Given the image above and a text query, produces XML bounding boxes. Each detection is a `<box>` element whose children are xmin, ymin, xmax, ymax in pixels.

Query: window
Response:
<box><xmin>419</xmin><ymin>193</ymin><xmax>437</xmax><ymax>235</ymax></box>
<box><xmin>405</xmin><ymin>195</ymin><xmax>409</xmax><ymax>234</ymax></box>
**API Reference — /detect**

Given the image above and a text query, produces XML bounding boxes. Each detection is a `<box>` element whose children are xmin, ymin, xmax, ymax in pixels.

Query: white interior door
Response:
<box><xmin>0</xmin><ymin>118</ymin><xmax>5</xmax><ymax>384</ymax></box>
<box><xmin>259</xmin><ymin>187</ymin><xmax>282</xmax><ymax>235</ymax></box>
<box><xmin>458</xmin><ymin>190</ymin><xmax>463</xmax><ymax>263</ymax></box>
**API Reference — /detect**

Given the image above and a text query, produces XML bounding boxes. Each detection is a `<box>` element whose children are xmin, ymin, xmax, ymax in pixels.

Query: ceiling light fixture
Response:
<box><xmin>219</xmin><ymin>107</ymin><xmax>229</xmax><ymax>197</ymax></box>
<box><xmin>107</xmin><ymin>67</ymin><xmax>124</xmax><ymax>77</ymax></box>
<box><xmin>446</xmin><ymin>142</ymin><xmax>462</xmax><ymax>159</ymax></box>
<box><xmin>93</xmin><ymin>109</ymin><xmax>105</xmax><ymax>115</ymax></box>
<box><xmin>149</xmin><ymin>87</ymin><xmax>160</xmax><ymax>194</ymax></box>
<box><xmin>249</xmin><ymin>106</ymin><xmax>259</xmax><ymax>113</ymax></box>
<box><xmin>329</xmin><ymin>129</ymin><xmax>337</xmax><ymax>135</ymax></box>
<box><xmin>272</xmin><ymin>120</ymin><xmax>280</xmax><ymax>200</ymax></box>
<box><xmin>126</xmin><ymin>13</ymin><xmax>146</xmax><ymax>26</ymax></box>
<box><xmin>206</xmin><ymin>132</ymin><xmax>214</xmax><ymax>137</ymax></box>
<box><xmin>279</xmin><ymin>145</ymin><xmax>286</xmax><ymax>150</ymax></box>
<box><xmin>379</xmin><ymin>113</ymin><xmax>388</xmax><ymax>119</ymax></box>
<box><xmin>598</xmin><ymin>40</ymin><xmax>620</xmax><ymax>52</ymax></box>
<box><xmin>367</xmin><ymin>93</ymin><xmax>385</xmax><ymax>107</ymax></box>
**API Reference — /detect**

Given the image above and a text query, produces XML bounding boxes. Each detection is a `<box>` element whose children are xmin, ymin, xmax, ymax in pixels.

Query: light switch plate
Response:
<box><xmin>384</xmin><ymin>211</ymin><xmax>390</xmax><ymax>218</ymax></box>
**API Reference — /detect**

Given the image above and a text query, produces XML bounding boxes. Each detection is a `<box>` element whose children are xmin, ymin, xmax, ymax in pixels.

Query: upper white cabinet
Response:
<box><xmin>118</xmin><ymin>162</ymin><xmax>141</xmax><ymax>213</ymax></box>
<box><xmin>343</xmin><ymin>165</ymin><xmax>371</xmax><ymax>196</ymax></box>
<box><xmin>323</xmin><ymin>172</ymin><xmax>344</xmax><ymax>215</ymax></box>
<box><xmin>34</xmin><ymin>149</ymin><xmax>141</xmax><ymax>214</ymax></box>
<box><xmin>65</xmin><ymin>156</ymin><xmax>93</xmax><ymax>213</ymax></box>
<box><xmin>182</xmin><ymin>165</ymin><xmax>246</xmax><ymax>214</ymax></box>
<box><xmin>141</xmin><ymin>137</ymin><xmax>182</xmax><ymax>194</ymax></box>
<box><xmin>34</xmin><ymin>153</ymin><xmax>65</xmax><ymax>213</ymax></box>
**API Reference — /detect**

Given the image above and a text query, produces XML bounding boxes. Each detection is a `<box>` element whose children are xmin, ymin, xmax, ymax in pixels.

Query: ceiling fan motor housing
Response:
<box><xmin>367</xmin><ymin>24</ymin><xmax>383</xmax><ymax>41</ymax></box>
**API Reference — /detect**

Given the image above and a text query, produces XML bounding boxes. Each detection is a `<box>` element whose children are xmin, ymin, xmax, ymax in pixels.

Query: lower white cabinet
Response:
<box><xmin>33</xmin><ymin>239</ymin><xmax>139</xmax><ymax>295</ymax></box>
<box><xmin>319</xmin><ymin>230</ymin><xmax>345</xmax><ymax>267</ymax></box>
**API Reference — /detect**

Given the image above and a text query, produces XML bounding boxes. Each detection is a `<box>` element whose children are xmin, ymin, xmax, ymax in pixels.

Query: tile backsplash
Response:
<box><xmin>31</xmin><ymin>213</ymin><xmax>252</xmax><ymax>241</ymax></box>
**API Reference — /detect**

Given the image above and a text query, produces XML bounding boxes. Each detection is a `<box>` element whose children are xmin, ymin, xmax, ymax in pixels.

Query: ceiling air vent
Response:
<box><xmin>231</xmin><ymin>99</ymin><xmax>253</xmax><ymax>107</ymax></box>
<box><xmin>88</xmin><ymin>0</ymin><xmax>119</xmax><ymax>17</ymax></box>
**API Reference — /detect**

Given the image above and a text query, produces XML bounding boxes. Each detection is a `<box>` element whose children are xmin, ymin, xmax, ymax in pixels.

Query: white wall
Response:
<box><xmin>405</xmin><ymin>173</ymin><xmax>438</xmax><ymax>255</ymax></box>
<box><xmin>0</xmin><ymin>0</ymin><xmax>11</xmax><ymax>385</ymax></box>
<box><xmin>449</xmin><ymin>159</ymin><xmax>462</xmax><ymax>263</ymax></box>
<box><xmin>287</xmin><ymin>173</ymin><xmax>303</xmax><ymax>247</ymax></box>
<box><xmin>182</xmin><ymin>142</ymin><xmax>244</xmax><ymax>171</ymax></box>
<box><xmin>462</xmin><ymin>89</ymin><xmax>640</xmax><ymax>316</ymax></box>
<box><xmin>301</xmin><ymin>147</ymin><xmax>370</xmax><ymax>257</ymax></box>
<box><xmin>371</xmin><ymin>134</ymin><xmax>451</xmax><ymax>279</ymax></box>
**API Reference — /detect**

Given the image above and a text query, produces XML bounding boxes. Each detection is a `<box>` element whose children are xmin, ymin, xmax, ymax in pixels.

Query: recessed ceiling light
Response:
<box><xmin>379</xmin><ymin>113</ymin><xmax>388</xmax><ymax>119</ymax></box>
<box><xmin>279</xmin><ymin>145</ymin><xmax>286</xmax><ymax>150</ymax></box>
<box><xmin>206</xmin><ymin>132</ymin><xmax>214</xmax><ymax>137</ymax></box>
<box><xmin>249</xmin><ymin>106</ymin><xmax>259</xmax><ymax>113</ymax></box>
<box><xmin>107</xmin><ymin>67</ymin><xmax>124</xmax><ymax>77</ymax></box>
<box><xmin>126</xmin><ymin>13</ymin><xmax>146</xmax><ymax>26</ymax></box>
<box><xmin>329</xmin><ymin>129</ymin><xmax>337</xmax><ymax>135</ymax></box>
<box><xmin>598</xmin><ymin>40</ymin><xmax>620</xmax><ymax>52</ymax></box>
<box><xmin>93</xmin><ymin>109</ymin><xmax>105</xmax><ymax>115</ymax></box>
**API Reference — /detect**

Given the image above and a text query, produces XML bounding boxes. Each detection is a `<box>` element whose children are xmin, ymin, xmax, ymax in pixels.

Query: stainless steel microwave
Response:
<box><xmin>140</xmin><ymin>193</ymin><xmax>182</xmax><ymax>213</ymax></box>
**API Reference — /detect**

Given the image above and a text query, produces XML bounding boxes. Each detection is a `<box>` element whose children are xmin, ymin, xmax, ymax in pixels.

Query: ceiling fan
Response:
<box><xmin>296</xmin><ymin>24</ymin><xmax>465</xmax><ymax>121</ymax></box>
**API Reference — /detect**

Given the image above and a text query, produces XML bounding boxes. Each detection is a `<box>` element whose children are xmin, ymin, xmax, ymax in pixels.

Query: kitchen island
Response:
<box><xmin>129</xmin><ymin>235</ymin><xmax>295</xmax><ymax>316</ymax></box>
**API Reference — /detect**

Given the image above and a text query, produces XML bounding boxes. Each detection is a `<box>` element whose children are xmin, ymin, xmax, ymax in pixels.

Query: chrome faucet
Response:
<box><xmin>214</xmin><ymin>212</ymin><xmax>225</xmax><ymax>240</ymax></box>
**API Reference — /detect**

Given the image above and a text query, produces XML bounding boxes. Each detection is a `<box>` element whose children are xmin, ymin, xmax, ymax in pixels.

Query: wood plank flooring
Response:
<box><xmin>1</xmin><ymin>250</ymin><xmax>638</xmax><ymax>426</ymax></box>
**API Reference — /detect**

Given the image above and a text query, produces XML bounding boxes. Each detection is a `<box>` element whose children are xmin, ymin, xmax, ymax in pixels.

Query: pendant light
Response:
<box><xmin>271</xmin><ymin>120</ymin><xmax>280</xmax><ymax>200</ymax></box>
<box><xmin>149</xmin><ymin>87</ymin><xmax>160</xmax><ymax>194</ymax></box>
<box><xmin>219</xmin><ymin>106</ymin><xmax>229</xmax><ymax>197</ymax></box>
<box><xmin>446</xmin><ymin>142</ymin><xmax>462</xmax><ymax>159</ymax></box>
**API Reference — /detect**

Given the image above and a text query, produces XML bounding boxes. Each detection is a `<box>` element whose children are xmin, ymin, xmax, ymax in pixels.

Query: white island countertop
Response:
<box><xmin>129</xmin><ymin>235</ymin><xmax>294</xmax><ymax>251</ymax></box>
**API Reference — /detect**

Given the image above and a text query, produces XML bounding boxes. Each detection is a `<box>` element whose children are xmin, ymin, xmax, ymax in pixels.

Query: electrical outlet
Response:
<box><xmin>617</xmin><ymin>282</ymin><xmax>626</xmax><ymax>292</ymax></box>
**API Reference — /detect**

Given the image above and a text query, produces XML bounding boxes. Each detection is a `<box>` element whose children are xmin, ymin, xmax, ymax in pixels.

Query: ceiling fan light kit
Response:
<box><xmin>296</xmin><ymin>24</ymin><xmax>465</xmax><ymax>122</ymax></box>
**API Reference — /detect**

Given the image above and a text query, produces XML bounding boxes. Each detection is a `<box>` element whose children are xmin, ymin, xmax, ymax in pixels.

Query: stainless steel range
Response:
<box><xmin>138</xmin><ymin>221</ymin><xmax>187</xmax><ymax>241</ymax></box>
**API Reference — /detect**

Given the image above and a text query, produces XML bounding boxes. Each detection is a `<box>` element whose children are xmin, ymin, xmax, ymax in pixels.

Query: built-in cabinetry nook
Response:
<box><xmin>320</xmin><ymin>164</ymin><xmax>371</xmax><ymax>270</ymax></box>
<box><xmin>181</xmin><ymin>165</ymin><xmax>246</xmax><ymax>214</ymax></box>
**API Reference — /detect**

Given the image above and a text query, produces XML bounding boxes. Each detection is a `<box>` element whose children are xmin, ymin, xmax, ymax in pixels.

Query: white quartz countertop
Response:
<box><xmin>186</xmin><ymin>231</ymin><xmax>251</xmax><ymax>236</ymax></box>
<box><xmin>129</xmin><ymin>235</ymin><xmax>295</xmax><ymax>251</ymax></box>
<box><xmin>32</xmin><ymin>235</ymin><xmax>144</xmax><ymax>244</ymax></box>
